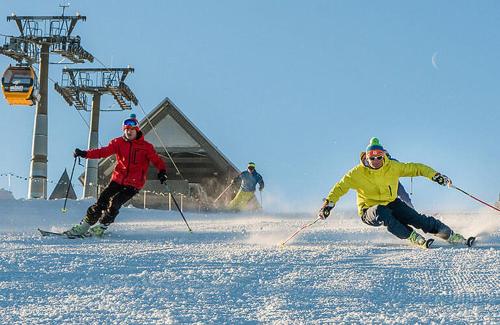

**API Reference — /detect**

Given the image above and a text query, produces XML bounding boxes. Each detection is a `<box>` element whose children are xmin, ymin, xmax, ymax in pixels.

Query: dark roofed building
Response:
<box><xmin>50</xmin><ymin>169</ymin><xmax>77</xmax><ymax>200</ymax></box>
<box><xmin>80</xmin><ymin>97</ymin><xmax>240</xmax><ymax>211</ymax></box>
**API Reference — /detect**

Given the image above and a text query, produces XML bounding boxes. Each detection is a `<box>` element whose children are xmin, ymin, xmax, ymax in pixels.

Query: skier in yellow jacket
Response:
<box><xmin>318</xmin><ymin>138</ymin><xmax>471</xmax><ymax>248</ymax></box>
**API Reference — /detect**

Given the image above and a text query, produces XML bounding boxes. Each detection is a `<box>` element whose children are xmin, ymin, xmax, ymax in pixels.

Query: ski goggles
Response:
<box><xmin>368</xmin><ymin>156</ymin><xmax>384</xmax><ymax>161</ymax></box>
<box><xmin>123</xmin><ymin>119</ymin><xmax>139</xmax><ymax>130</ymax></box>
<box><xmin>123</xmin><ymin>119</ymin><xmax>138</xmax><ymax>127</ymax></box>
<box><xmin>366</xmin><ymin>149</ymin><xmax>385</xmax><ymax>158</ymax></box>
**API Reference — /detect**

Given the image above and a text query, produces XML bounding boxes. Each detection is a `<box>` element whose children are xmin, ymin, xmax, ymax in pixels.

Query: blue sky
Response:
<box><xmin>0</xmin><ymin>0</ymin><xmax>499</xmax><ymax>212</ymax></box>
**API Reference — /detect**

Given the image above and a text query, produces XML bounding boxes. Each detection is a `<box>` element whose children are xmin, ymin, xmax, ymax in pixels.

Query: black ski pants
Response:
<box><xmin>361</xmin><ymin>198</ymin><xmax>452</xmax><ymax>240</ymax></box>
<box><xmin>84</xmin><ymin>181</ymin><xmax>139</xmax><ymax>226</ymax></box>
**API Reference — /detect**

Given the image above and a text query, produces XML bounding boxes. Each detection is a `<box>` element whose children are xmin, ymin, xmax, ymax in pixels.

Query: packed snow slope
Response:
<box><xmin>0</xmin><ymin>199</ymin><xmax>499</xmax><ymax>324</ymax></box>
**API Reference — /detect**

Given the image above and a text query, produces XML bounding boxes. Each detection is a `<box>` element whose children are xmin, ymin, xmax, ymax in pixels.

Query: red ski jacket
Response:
<box><xmin>86</xmin><ymin>132</ymin><xmax>166</xmax><ymax>190</ymax></box>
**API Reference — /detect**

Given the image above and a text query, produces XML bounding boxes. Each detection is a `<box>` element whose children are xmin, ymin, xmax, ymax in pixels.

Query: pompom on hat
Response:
<box><xmin>122</xmin><ymin>113</ymin><xmax>140</xmax><ymax>131</ymax></box>
<box><xmin>365</xmin><ymin>137</ymin><xmax>385</xmax><ymax>157</ymax></box>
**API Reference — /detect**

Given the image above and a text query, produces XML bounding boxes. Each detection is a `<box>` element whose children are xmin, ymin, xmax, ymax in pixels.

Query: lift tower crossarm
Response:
<box><xmin>0</xmin><ymin>11</ymin><xmax>93</xmax><ymax>199</ymax></box>
<box><xmin>55</xmin><ymin>67</ymin><xmax>137</xmax><ymax>110</ymax></box>
<box><xmin>7</xmin><ymin>15</ymin><xmax>86</xmax><ymax>37</ymax></box>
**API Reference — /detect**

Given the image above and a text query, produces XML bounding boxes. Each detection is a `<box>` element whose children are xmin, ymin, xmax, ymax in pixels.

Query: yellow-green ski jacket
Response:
<box><xmin>326</xmin><ymin>153</ymin><xmax>438</xmax><ymax>216</ymax></box>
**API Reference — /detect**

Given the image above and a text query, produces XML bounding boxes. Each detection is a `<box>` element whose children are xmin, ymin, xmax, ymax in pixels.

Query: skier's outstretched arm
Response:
<box><xmin>78</xmin><ymin>139</ymin><xmax>119</xmax><ymax>160</ymax></box>
<box><xmin>397</xmin><ymin>161</ymin><xmax>452</xmax><ymax>187</ymax></box>
<box><xmin>319</xmin><ymin>172</ymin><xmax>355</xmax><ymax>219</ymax></box>
<box><xmin>397</xmin><ymin>161</ymin><xmax>436</xmax><ymax>178</ymax></box>
<box><xmin>326</xmin><ymin>172</ymin><xmax>354</xmax><ymax>204</ymax></box>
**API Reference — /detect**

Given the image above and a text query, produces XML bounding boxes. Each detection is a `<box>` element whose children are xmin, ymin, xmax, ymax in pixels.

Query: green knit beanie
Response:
<box><xmin>366</xmin><ymin>137</ymin><xmax>384</xmax><ymax>152</ymax></box>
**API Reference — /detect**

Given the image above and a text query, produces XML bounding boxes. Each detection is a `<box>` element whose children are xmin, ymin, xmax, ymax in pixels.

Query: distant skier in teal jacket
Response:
<box><xmin>227</xmin><ymin>162</ymin><xmax>264</xmax><ymax>211</ymax></box>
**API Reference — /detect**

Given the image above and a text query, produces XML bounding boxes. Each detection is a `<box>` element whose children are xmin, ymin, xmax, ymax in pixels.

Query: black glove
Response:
<box><xmin>259</xmin><ymin>186</ymin><xmax>264</xmax><ymax>192</ymax></box>
<box><xmin>432</xmin><ymin>173</ymin><xmax>452</xmax><ymax>187</ymax></box>
<box><xmin>73</xmin><ymin>148</ymin><xmax>87</xmax><ymax>158</ymax></box>
<box><xmin>158</xmin><ymin>170</ymin><xmax>167</xmax><ymax>184</ymax></box>
<box><xmin>318</xmin><ymin>200</ymin><xmax>335</xmax><ymax>219</ymax></box>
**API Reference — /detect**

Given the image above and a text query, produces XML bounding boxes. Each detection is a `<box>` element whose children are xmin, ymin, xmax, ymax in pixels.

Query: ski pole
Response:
<box><xmin>214</xmin><ymin>182</ymin><xmax>233</xmax><ymax>203</ymax></box>
<box><xmin>259</xmin><ymin>191</ymin><xmax>263</xmax><ymax>210</ymax></box>
<box><xmin>280</xmin><ymin>216</ymin><xmax>322</xmax><ymax>247</ymax></box>
<box><xmin>167</xmin><ymin>187</ymin><xmax>193</xmax><ymax>232</ymax></box>
<box><xmin>61</xmin><ymin>157</ymin><xmax>78</xmax><ymax>213</ymax></box>
<box><xmin>451</xmin><ymin>185</ymin><xmax>500</xmax><ymax>213</ymax></box>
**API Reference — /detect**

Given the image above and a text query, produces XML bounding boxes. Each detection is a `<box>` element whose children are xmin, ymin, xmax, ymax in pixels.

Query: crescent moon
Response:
<box><xmin>432</xmin><ymin>52</ymin><xmax>439</xmax><ymax>70</ymax></box>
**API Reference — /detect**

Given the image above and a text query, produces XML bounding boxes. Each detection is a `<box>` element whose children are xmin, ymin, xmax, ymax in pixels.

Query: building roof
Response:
<box><xmin>83</xmin><ymin>97</ymin><xmax>239</xmax><ymax>189</ymax></box>
<box><xmin>50</xmin><ymin>169</ymin><xmax>77</xmax><ymax>200</ymax></box>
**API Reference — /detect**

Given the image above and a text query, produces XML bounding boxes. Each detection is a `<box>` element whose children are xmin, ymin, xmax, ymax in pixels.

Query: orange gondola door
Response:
<box><xmin>1</xmin><ymin>65</ymin><xmax>38</xmax><ymax>106</ymax></box>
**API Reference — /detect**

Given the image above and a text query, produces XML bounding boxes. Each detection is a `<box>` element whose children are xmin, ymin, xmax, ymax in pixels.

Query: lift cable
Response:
<box><xmin>92</xmin><ymin>55</ymin><xmax>184</xmax><ymax>179</ymax></box>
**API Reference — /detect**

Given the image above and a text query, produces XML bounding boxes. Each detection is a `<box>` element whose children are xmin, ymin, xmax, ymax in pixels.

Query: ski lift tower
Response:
<box><xmin>55</xmin><ymin>67</ymin><xmax>138</xmax><ymax>198</ymax></box>
<box><xmin>0</xmin><ymin>11</ymin><xmax>94</xmax><ymax>199</ymax></box>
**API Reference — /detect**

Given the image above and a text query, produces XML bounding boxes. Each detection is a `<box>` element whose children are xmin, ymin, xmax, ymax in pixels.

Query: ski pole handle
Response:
<box><xmin>322</xmin><ymin>206</ymin><xmax>333</xmax><ymax>218</ymax></box>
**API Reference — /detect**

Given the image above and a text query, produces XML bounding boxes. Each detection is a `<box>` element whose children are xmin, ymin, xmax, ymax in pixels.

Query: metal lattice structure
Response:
<box><xmin>0</xmin><ymin>35</ymin><xmax>38</xmax><ymax>63</ymax></box>
<box><xmin>0</xmin><ymin>14</ymin><xmax>94</xmax><ymax>64</ymax></box>
<box><xmin>0</xmin><ymin>11</ymin><xmax>93</xmax><ymax>199</ymax></box>
<box><xmin>55</xmin><ymin>67</ymin><xmax>138</xmax><ymax>110</ymax></box>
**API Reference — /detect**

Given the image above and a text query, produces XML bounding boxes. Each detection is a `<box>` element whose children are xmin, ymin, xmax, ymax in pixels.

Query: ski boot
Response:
<box><xmin>408</xmin><ymin>230</ymin><xmax>434</xmax><ymax>249</ymax></box>
<box><xmin>64</xmin><ymin>222</ymin><xmax>90</xmax><ymax>238</ymax></box>
<box><xmin>89</xmin><ymin>224</ymin><xmax>108</xmax><ymax>237</ymax></box>
<box><xmin>448</xmin><ymin>232</ymin><xmax>475</xmax><ymax>247</ymax></box>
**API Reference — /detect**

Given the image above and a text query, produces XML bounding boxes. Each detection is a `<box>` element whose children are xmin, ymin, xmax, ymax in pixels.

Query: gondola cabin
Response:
<box><xmin>1</xmin><ymin>65</ymin><xmax>37</xmax><ymax>106</ymax></box>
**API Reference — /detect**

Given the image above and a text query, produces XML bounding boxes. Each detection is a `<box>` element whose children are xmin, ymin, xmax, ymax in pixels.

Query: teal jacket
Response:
<box><xmin>235</xmin><ymin>170</ymin><xmax>264</xmax><ymax>192</ymax></box>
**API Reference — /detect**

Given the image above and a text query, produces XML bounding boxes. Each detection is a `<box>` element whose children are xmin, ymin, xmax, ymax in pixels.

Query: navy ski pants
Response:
<box><xmin>361</xmin><ymin>199</ymin><xmax>451</xmax><ymax>240</ymax></box>
<box><xmin>84</xmin><ymin>181</ymin><xmax>139</xmax><ymax>226</ymax></box>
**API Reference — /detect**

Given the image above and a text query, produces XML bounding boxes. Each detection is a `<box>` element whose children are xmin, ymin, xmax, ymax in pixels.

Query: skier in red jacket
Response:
<box><xmin>65</xmin><ymin>114</ymin><xmax>167</xmax><ymax>237</ymax></box>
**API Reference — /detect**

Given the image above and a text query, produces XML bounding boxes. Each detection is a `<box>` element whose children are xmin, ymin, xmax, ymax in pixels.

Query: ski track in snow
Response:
<box><xmin>0</xmin><ymin>200</ymin><xmax>499</xmax><ymax>324</ymax></box>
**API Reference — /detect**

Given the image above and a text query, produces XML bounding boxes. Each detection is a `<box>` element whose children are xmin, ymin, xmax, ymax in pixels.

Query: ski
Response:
<box><xmin>38</xmin><ymin>228</ymin><xmax>89</xmax><ymax>239</ymax></box>
<box><xmin>38</xmin><ymin>228</ymin><xmax>66</xmax><ymax>237</ymax></box>
<box><xmin>466</xmin><ymin>236</ymin><xmax>476</xmax><ymax>247</ymax></box>
<box><xmin>425</xmin><ymin>238</ymin><xmax>435</xmax><ymax>249</ymax></box>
